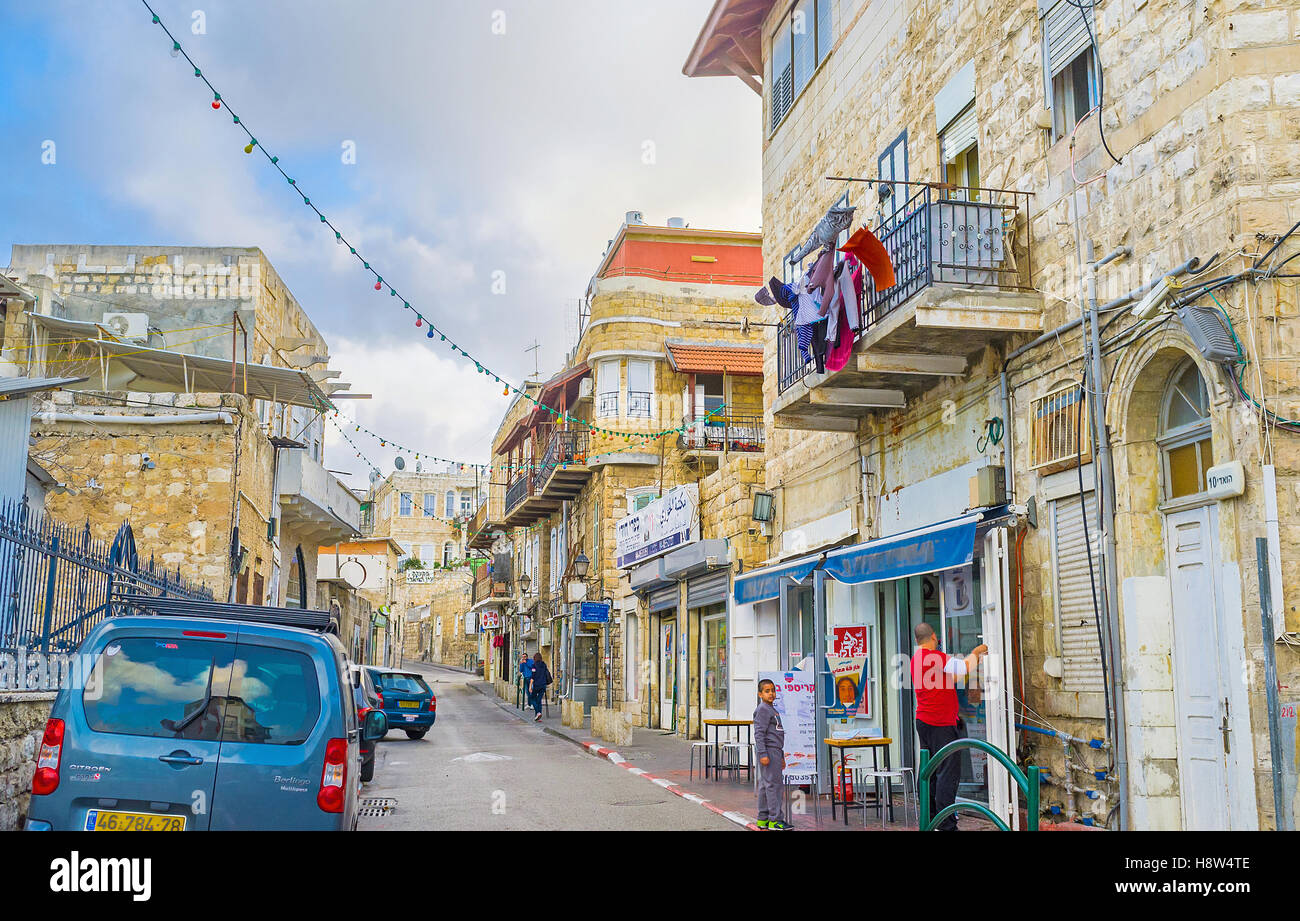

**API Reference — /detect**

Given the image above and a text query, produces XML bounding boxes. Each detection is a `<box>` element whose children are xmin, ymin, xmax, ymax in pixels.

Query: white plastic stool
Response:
<box><xmin>858</xmin><ymin>768</ymin><xmax>917</xmax><ymax>827</ymax></box>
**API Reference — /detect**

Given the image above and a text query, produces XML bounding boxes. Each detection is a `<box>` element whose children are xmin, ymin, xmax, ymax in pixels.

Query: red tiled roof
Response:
<box><xmin>666</xmin><ymin>343</ymin><xmax>763</xmax><ymax>376</ymax></box>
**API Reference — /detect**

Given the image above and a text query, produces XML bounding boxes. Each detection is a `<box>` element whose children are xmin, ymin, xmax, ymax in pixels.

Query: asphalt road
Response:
<box><xmin>357</xmin><ymin>663</ymin><xmax>737</xmax><ymax>831</ymax></box>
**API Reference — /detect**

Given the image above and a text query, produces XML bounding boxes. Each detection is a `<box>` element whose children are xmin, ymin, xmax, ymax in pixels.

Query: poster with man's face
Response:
<box><xmin>825</xmin><ymin>655</ymin><xmax>869</xmax><ymax>719</ymax></box>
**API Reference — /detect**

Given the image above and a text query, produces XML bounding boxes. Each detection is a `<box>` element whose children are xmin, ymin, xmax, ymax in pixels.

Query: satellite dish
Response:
<box><xmin>394</xmin><ymin>456</ymin><xmax>406</xmax><ymax>471</ymax></box>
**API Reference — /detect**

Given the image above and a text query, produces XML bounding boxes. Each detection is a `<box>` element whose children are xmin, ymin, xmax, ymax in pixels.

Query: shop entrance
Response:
<box><xmin>699</xmin><ymin>605</ymin><xmax>728</xmax><ymax>720</ymax></box>
<box><xmin>787</xmin><ymin>586</ymin><xmax>815</xmax><ymax>671</ymax></box>
<box><xmin>659</xmin><ymin>617</ymin><xmax>677</xmax><ymax>730</ymax></box>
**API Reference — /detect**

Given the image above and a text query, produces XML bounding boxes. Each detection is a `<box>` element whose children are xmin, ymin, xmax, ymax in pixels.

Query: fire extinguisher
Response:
<box><xmin>836</xmin><ymin>762</ymin><xmax>854</xmax><ymax>801</ymax></box>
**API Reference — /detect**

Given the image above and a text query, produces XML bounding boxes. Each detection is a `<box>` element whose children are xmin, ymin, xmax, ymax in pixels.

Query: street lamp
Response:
<box><xmin>572</xmin><ymin>551</ymin><xmax>590</xmax><ymax>580</ymax></box>
<box><xmin>517</xmin><ymin>572</ymin><xmax>531</xmax><ymax>595</ymax></box>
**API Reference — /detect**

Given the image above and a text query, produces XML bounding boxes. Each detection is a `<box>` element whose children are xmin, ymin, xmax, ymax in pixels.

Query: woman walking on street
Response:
<box><xmin>528</xmin><ymin>652</ymin><xmax>551</xmax><ymax>722</ymax></box>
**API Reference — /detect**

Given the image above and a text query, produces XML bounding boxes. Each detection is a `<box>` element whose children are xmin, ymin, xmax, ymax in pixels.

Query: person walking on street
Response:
<box><xmin>528</xmin><ymin>652</ymin><xmax>551</xmax><ymax>722</ymax></box>
<box><xmin>911</xmin><ymin>622</ymin><xmax>987</xmax><ymax>830</ymax></box>
<box><xmin>518</xmin><ymin>653</ymin><xmax>533</xmax><ymax>709</ymax></box>
<box><xmin>754</xmin><ymin>678</ymin><xmax>791</xmax><ymax>830</ymax></box>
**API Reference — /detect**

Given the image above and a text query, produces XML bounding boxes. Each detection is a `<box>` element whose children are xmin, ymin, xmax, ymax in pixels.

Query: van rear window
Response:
<box><xmin>224</xmin><ymin>645</ymin><xmax>321</xmax><ymax>745</ymax></box>
<box><xmin>83</xmin><ymin>637</ymin><xmax>233</xmax><ymax>741</ymax></box>
<box><xmin>379</xmin><ymin>673</ymin><xmax>430</xmax><ymax>695</ymax></box>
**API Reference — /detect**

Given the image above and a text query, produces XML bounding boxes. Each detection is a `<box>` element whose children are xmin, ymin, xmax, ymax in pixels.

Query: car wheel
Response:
<box><xmin>405</xmin><ymin>730</ymin><xmax>427</xmax><ymax>740</ymax></box>
<box><xmin>361</xmin><ymin>754</ymin><xmax>375</xmax><ymax>782</ymax></box>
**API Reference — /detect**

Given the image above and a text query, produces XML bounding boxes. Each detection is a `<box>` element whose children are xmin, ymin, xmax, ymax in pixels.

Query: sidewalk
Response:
<box><xmin>467</xmin><ymin>680</ymin><xmax>924</xmax><ymax>831</ymax></box>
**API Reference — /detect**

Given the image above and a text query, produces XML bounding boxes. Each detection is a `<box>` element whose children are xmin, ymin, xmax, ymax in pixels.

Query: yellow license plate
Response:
<box><xmin>399</xmin><ymin>700</ymin><xmax>420</xmax><ymax>709</ymax></box>
<box><xmin>86</xmin><ymin>810</ymin><xmax>186</xmax><ymax>832</ymax></box>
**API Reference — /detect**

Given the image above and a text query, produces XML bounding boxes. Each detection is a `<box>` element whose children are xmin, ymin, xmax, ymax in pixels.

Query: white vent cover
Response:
<box><xmin>102</xmin><ymin>312</ymin><xmax>149</xmax><ymax>341</ymax></box>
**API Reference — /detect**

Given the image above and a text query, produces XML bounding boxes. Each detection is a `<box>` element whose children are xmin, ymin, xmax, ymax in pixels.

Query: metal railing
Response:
<box><xmin>533</xmin><ymin>429</ymin><xmax>589</xmax><ymax>492</ymax></box>
<box><xmin>918</xmin><ymin>739</ymin><xmax>1040</xmax><ymax>831</ymax></box>
<box><xmin>504</xmin><ymin>472</ymin><xmax>532</xmax><ymax>517</ymax></box>
<box><xmin>0</xmin><ymin>499</ymin><xmax>214</xmax><ymax>654</ymax></box>
<box><xmin>678</xmin><ymin>411</ymin><xmax>765</xmax><ymax>453</ymax></box>
<box><xmin>777</xmin><ymin>184</ymin><xmax>1033</xmax><ymax>393</ymax></box>
<box><xmin>596</xmin><ymin>393</ymin><xmax>619</xmax><ymax>417</ymax></box>
<box><xmin>627</xmin><ymin>391</ymin><xmax>651</xmax><ymax>418</ymax></box>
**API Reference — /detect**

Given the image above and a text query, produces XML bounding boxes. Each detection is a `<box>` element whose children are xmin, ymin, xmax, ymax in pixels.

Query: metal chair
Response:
<box><xmin>690</xmin><ymin>742</ymin><xmax>715</xmax><ymax>781</ymax></box>
<box><xmin>857</xmin><ymin>767</ymin><xmax>917</xmax><ymax>827</ymax></box>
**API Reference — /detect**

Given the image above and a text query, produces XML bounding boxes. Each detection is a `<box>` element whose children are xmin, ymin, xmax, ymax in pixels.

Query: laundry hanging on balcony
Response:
<box><xmin>838</xmin><ymin>225</ymin><xmax>896</xmax><ymax>291</ymax></box>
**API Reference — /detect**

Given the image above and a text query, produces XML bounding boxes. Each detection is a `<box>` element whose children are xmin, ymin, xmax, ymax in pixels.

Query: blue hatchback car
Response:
<box><xmin>366</xmin><ymin>668</ymin><xmax>436</xmax><ymax>739</ymax></box>
<box><xmin>25</xmin><ymin>603</ymin><xmax>387</xmax><ymax>831</ymax></box>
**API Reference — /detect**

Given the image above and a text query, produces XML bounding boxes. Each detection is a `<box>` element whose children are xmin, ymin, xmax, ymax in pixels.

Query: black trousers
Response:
<box><xmin>916</xmin><ymin>721</ymin><xmax>961</xmax><ymax>830</ymax></box>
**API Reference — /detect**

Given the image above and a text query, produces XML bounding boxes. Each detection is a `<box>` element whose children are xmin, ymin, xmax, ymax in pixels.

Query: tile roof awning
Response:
<box><xmin>666</xmin><ymin>342</ymin><xmax>763</xmax><ymax>375</ymax></box>
<box><xmin>682</xmin><ymin>0</ymin><xmax>775</xmax><ymax>91</ymax></box>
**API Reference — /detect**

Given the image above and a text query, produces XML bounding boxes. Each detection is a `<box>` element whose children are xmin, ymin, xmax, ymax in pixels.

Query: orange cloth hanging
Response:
<box><xmin>838</xmin><ymin>226</ymin><xmax>895</xmax><ymax>291</ymax></box>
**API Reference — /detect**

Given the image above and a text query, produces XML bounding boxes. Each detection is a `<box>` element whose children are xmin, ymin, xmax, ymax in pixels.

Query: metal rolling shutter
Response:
<box><xmin>649</xmin><ymin>585</ymin><xmax>679</xmax><ymax>613</ymax></box>
<box><xmin>686</xmin><ymin>569</ymin><xmax>730</xmax><ymax>609</ymax></box>
<box><xmin>940</xmin><ymin>105</ymin><xmax>979</xmax><ymax>163</ymax></box>
<box><xmin>1052</xmin><ymin>492</ymin><xmax>1105</xmax><ymax>692</ymax></box>
<box><xmin>1042</xmin><ymin>0</ymin><xmax>1096</xmax><ymax>78</ymax></box>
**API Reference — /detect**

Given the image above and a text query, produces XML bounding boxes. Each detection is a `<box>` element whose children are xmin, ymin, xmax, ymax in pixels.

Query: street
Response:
<box><xmin>358</xmin><ymin>664</ymin><xmax>736</xmax><ymax>831</ymax></box>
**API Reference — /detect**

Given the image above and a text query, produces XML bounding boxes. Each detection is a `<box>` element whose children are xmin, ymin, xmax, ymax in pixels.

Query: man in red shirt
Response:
<box><xmin>911</xmin><ymin>622</ymin><xmax>987</xmax><ymax>830</ymax></box>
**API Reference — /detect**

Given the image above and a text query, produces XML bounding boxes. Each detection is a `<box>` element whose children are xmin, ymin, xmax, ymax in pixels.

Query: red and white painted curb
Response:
<box><xmin>575</xmin><ymin>740</ymin><xmax>759</xmax><ymax>831</ymax></box>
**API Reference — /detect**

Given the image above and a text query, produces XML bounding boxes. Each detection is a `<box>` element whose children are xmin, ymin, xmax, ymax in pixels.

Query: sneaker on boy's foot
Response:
<box><xmin>768</xmin><ymin>820</ymin><xmax>793</xmax><ymax>830</ymax></box>
<box><xmin>755</xmin><ymin>820</ymin><xmax>771</xmax><ymax>829</ymax></box>
<box><xmin>534</xmin><ymin>713</ymin><xmax>542</xmax><ymax>722</ymax></box>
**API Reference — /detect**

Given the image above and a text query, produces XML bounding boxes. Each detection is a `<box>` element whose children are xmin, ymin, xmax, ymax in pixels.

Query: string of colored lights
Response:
<box><xmin>325</xmin><ymin>404</ymin><xmax>731</xmax><ymax>478</ymax></box>
<box><xmin>138</xmin><ymin>1</ymin><xmax>728</xmax><ymax>444</ymax></box>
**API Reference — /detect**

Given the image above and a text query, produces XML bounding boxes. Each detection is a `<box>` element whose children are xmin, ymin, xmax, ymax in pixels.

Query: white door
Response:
<box><xmin>1165</xmin><ymin>505</ymin><xmax>1233</xmax><ymax>830</ymax></box>
<box><xmin>730</xmin><ymin>601</ymin><xmax>780</xmax><ymax>719</ymax></box>
<box><xmin>979</xmin><ymin>528</ymin><xmax>1018</xmax><ymax>829</ymax></box>
<box><xmin>700</xmin><ymin>612</ymin><xmax>728</xmax><ymax>720</ymax></box>
<box><xmin>659</xmin><ymin>619</ymin><xmax>676</xmax><ymax>730</ymax></box>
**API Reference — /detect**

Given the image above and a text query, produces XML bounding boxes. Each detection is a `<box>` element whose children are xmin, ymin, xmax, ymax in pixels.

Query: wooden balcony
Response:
<box><xmin>773</xmin><ymin>185</ymin><xmax>1043</xmax><ymax>432</ymax></box>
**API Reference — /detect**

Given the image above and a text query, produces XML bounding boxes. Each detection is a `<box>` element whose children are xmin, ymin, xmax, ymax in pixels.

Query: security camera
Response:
<box><xmin>140</xmin><ymin>454</ymin><xmax>155</xmax><ymax>471</ymax></box>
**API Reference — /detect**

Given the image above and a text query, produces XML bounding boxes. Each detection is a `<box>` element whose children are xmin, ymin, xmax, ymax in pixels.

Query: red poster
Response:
<box><xmin>833</xmin><ymin>626</ymin><xmax>867</xmax><ymax>657</ymax></box>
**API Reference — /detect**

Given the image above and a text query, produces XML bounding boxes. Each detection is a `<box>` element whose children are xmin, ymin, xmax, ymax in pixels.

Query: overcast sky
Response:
<box><xmin>0</xmin><ymin>0</ymin><xmax>761</xmax><ymax>491</ymax></box>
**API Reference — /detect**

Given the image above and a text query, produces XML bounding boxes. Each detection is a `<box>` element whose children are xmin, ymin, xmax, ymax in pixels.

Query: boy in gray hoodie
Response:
<box><xmin>754</xmin><ymin>678</ymin><xmax>791</xmax><ymax>830</ymax></box>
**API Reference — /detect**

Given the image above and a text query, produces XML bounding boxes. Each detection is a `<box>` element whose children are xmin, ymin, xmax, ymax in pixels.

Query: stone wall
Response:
<box><xmin>0</xmin><ymin>692</ymin><xmax>56</xmax><ymax>831</ymax></box>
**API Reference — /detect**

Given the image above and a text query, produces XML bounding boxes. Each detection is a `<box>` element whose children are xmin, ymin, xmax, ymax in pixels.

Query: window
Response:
<box><xmin>597</xmin><ymin>360</ymin><xmax>620</xmax><ymax>417</ymax></box>
<box><xmin>1030</xmin><ymin>382</ymin><xmax>1090</xmax><ymax>471</ymax></box>
<box><xmin>1042</xmin><ymin>0</ymin><xmax>1098</xmax><ymax>140</ymax></box>
<box><xmin>877</xmin><ymin>131</ymin><xmax>909</xmax><ymax>220</ymax></box>
<box><xmin>769</xmin><ymin>0</ymin><xmax>832</xmax><ymax>133</ymax></box>
<box><xmin>445</xmin><ymin>490</ymin><xmax>455</xmax><ymax>518</ymax></box>
<box><xmin>423</xmin><ymin>493</ymin><xmax>436</xmax><ymax>518</ymax></box>
<box><xmin>377</xmin><ymin>672</ymin><xmax>432</xmax><ymax>695</ymax></box>
<box><xmin>84</xmin><ymin>637</ymin><xmax>233</xmax><ymax>741</ymax></box>
<box><xmin>223</xmin><ymin>645</ymin><xmax>321</xmax><ymax>744</ymax></box>
<box><xmin>422</xmin><ymin>544</ymin><xmax>437</xmax><ymax>565</ymax></box>
<box><xmin>940</xmin><ymin>104</ymin><xmax>980</xmax><ymax>197</ymax></box>
<box><xmin>400</xmin><ymin>492</ymin><xmax>413</xmax><ymax>517</ymax></box>
<box><xmin>550</xmin><ymin>527</ymin><xmax>559</xmax><ymax>591</ymax></box>
<box><xmin>460</xmin><ymin>492</ymin><xmax>473</xmax><ymax>515</ymax></box>
<box><xmin>1159</xmin><ymin>360</ymin><xmax>1214</xmax><ymax>501</ymax></box>
<box><xmin>627</xmin><ymin>487</ymin><xmax>659</xmax><ymax>514</ymax></box>
<box><xmin>398</xmin><ymin>541</ymin><xmax>413</xmax><ymax>561</ymax></box>
<box><xmin>443</xmin><ymin>542</ymin><xmax>455</xmax><ymax>565</ymax></box>
<box><xmin>703</xmin><ymin>611</ymin><xmax>728</xmax><ymax>712</ymax></box>
<box><xmin>627</xmin><ymin>360</ymin><xmax>653</xmax><ymax>418</ymax></box>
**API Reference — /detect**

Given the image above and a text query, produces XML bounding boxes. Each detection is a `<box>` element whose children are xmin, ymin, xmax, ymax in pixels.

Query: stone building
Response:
<box><xmin>366</xmin><ymin>467</ymin><xmax>486</xmax><ymax>566</ymax></box>
<box><xmin>317</xmin><ymin>537</ymin><xmax>404</xmax><ymax>667</ymax></box>
<box><xmin>481</xmin><ymin>216</ymin><xmax>767</xmax><ymax>736</ymax></box>
<box><xmin>684</xmin><ymin>0</ymin><xmax>1300</xmax><ymax>829</ymax></box>
<box><xmin>397</xmin><ymin>567</ymin><xmax>477</xmax><ymax>666</ymax></box>
<box><xmin>2</xmin><ymin>246</ymin><xmax>362</xmax><ymax>616</ymax></box>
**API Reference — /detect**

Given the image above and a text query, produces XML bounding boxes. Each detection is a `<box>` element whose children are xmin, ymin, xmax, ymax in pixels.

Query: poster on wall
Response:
<box><xmin>480</xmin><ymin>609</ymin><xmax>499</xmax><ymax>630</ymax></box>
<box><xmin>759</xmin><ymin>670</ymin><xmax>817</xmax><ymax>782</ymax></box>
<box><xmin>942</xmin><ymin>564</ymin><xmax>976</xmax><ymax>619</ymax></box>
<box><xmin>832</xmin><ymin>626</ymin><xmax>867</xmax><ymax>657</ymax></box>
<box><xmin>825</xmin><ymin>655</ymin><xmax>870</xmax><ymax>719</ymax></box>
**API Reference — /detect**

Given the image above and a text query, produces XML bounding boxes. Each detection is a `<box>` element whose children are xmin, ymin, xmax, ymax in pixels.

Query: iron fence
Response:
<box><xmin>679</xmin><ymin>411</ymin><xmax>765</xmax><ymax>453</ymax></box>
<box><xmin>533</xmin><ymin>429</ymin><xmax>589</xmax><ymax>492</ymax></box>
<box><xmin>504</xmin><ymin>472</ymin><xmax>531</xmax><ymax>517</ymax></box>
<box><xmin>0</xmin><ymin>498</ymin><xmax>213</xmax><ymax>654</ymax></box>
<box><xmin>777</xmin><ymin>183</ymin><xmax>1033</xmax><ymax>394</ymax></box>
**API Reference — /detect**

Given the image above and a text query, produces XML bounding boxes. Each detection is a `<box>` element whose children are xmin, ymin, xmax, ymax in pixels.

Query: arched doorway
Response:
<box><xmin>1114</xmin><ymin>344</ymin><xmax>1256</xmax><ymax>830</ymax></box>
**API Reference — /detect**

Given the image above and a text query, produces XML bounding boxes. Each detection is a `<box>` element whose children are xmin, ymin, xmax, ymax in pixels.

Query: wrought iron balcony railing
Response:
<box><xmin>504</xmin><ymin>472</ymin><xmax>532</xmax><ymax>517</ymax></box>
<box><xmin>533</xmin><ymin>429</ymin><xmax>589</xmax><ymax>492</ymax></box>
<box><xmin>777</xmin><ymin>184</ymin><xmax>1033</xmax><ymax>393</ymax></box>
<box><xmin>678</xmin><ymin>411</ymin><xmax>765</xmax><ymax>453</ymax></box>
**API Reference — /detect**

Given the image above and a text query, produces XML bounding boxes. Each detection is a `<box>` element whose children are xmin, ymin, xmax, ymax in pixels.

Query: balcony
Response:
<box><xmin>774</xmin><ymin>185</ymin><xmax>1043</xmax><ymax>432</ymax></box>
<box><xmin>533</xmin><ymin>429</ymin><xmax>591</xmax><ymax>503</ymax></box>
<box><xmin>467</xmin><ymin>499</ymin><xmax>505</xmax><ymax>552</ymax></box>
<box><xmin>278</xmin><ymin>450</ymin><xmax>362</xmax><ymax>544</ymax></box>
<box><xmin>473</xmin><ymin>564</ymin><xmax>511</xmax><ymax>604</ymax></box>
<box><xmin>679</xmin><ymin>409</ymin><xmax>764</xmax><ymax>471</ymax></box>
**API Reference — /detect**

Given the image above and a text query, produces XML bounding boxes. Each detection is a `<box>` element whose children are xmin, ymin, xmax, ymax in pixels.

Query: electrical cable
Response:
<box><xmin>1062</xmin><ymin>0</ymin><xmax>1122</xmax><ymax>165</ymax></box>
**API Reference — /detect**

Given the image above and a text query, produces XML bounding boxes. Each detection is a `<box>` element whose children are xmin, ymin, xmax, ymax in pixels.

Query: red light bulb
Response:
<box><xmin>374</xmin><ymin>281</ymin><xmax>382</xmax><ymax>291</ymax></box>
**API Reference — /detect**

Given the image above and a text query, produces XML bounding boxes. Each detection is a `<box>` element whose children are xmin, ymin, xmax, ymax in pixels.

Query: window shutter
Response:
<box><xmin>1043</xmin><ymin>0</ymin><xmax>1095</xmax><ymax>79</ymax></box>
<box><xmin>940</xmin><ymin>105</ymin><xmax>979</xmax><ymax>163</ymax></box>
<box><xmin>1051</xmin><ymin>492</ymin><xmax>1104</xmax><ymax>692</ymax></box>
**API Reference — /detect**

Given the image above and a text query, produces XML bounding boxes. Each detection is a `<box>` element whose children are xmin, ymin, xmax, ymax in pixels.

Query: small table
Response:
<box><xmin>702</xmin><ymin>719</ymin><xmax>753</xmax><ymax>782</ymax></box>
<box><xmin>825</xmin><ymin>737</ymin><xmax>894</xmax><ymax>825</ymax></box>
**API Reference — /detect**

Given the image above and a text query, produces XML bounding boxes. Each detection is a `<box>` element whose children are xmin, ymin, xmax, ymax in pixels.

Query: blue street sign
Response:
<box><xmin>579</xmin><ymin>601</ymin><xmax>610</xmax><ymax>623</ymax></box>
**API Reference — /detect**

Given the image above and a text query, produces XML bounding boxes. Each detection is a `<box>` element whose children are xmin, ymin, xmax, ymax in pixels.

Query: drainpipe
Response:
<box><xmin>1083</xmin><ymin>242</ymin><xmax>1128</xmax><ymax>830</ymax></box>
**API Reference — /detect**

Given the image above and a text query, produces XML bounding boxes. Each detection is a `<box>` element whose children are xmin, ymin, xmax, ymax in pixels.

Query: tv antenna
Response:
<box><xmin>524</xmin><ymin>339</ymin><xmax>541</xmax><ymax>381</ymax></box>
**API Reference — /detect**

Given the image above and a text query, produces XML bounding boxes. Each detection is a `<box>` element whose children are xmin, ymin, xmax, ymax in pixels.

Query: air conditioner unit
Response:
<box><xmin>102</xmin><ymin>312</ymin><xmax>150</xmax><ymax>341</ymax></box>
<box><xmin>577</xmin><ymin>378</ymin><xmax>594</xmax><ymax>401</ymax></box>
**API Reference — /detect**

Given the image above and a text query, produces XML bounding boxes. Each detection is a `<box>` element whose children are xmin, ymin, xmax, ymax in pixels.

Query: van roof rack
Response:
<box><xmin>114</xmin><ymin>591</ymin><xmax>338</xmax><ymax>634</ymax></box>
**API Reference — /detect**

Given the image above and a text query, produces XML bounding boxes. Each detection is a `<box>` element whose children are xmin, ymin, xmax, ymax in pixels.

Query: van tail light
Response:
<box><xmin>376</xmin><ymin>691</ymin><xmax>384</xmax><ymax>708</ymax></box>
<box><xmin>317</xmin><ymin>738</ymin><xmax>348</xmax><ymax>813</ymax></box>
<box><xmin>357</xmin><ymin>705</ymin><xmax>371</xmax><ymax>722</ymax></box>
<box><xmin>427</xmin><ymin>696</ymin><xmax>437</xmax><ymax>712</ymax></box>
<box><xmin>32</xmin><ymin>718</ymin><xmax>64</xmax><ymax>796</ymax></box>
